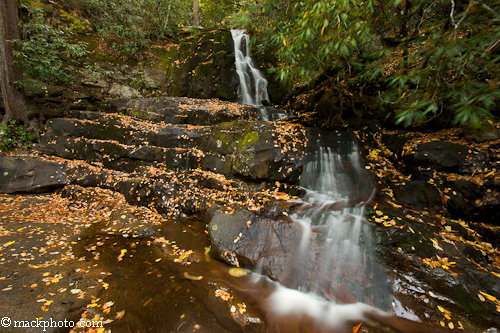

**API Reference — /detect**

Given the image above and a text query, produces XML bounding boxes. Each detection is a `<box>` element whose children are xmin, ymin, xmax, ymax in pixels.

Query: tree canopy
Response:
<box><xmin>240</xmin><ymin>0</ymin><xmax>500</xmax><ymax>127</ymax></box>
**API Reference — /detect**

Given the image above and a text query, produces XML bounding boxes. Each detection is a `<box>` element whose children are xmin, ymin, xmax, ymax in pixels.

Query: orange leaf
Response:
<box><xmin>353</xmin><ymin>322</ymin><xmax>362</xmax><ymax>333</ymax></box>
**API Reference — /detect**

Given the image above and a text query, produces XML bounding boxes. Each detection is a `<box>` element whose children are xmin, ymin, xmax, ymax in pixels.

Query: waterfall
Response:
<box><xmin>231</xmin><ymin>29</ymin><xmax>270</xmax><ymax>108</ymax></box>
<box><xmin>266</xmin><ymin>135</ymin><xmax>390</xmax><ymax>328</ymax></box>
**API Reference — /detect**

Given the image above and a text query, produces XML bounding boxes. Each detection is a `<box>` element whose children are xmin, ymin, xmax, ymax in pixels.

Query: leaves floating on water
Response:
<box><xmin>215</xmin><ymin>289</ymin><xmax>232</xmax><ymax>301</ymax></box>
<box><xmin>143</xmin><ymin>298</ymin><xmax>153</xmax><ymax>307</ymax></box>
<box><xmin>228</xmin><ymin>268</ymin><xmax>247</xmax><ymax>277</ymax></box>
<box><xmin>115</xmin><ymin>310</ymin><xmax>125</xmax><ymax>320</ymax></box>
<box><xmin>183</xmin><ymin>272</ymin><xmax>203</xmax><ymax>280</ymax></box>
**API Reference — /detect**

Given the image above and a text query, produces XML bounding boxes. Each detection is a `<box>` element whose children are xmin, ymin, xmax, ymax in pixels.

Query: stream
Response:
<box><xmin>66</xmin><ymin>30</ymin><xmax>484</xmax><ymax>333</ymax></box>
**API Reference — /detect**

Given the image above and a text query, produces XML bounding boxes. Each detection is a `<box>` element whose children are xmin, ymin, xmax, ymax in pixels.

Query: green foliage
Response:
<box><xmin>242</xmin><ymin>0</ymin><xmax>373</xmax><ymax>84</ymax></box>
<box><xmin>130</xmin><ymin>71</ymin><xmax>150</xmax><ymax>91</ymax></box>
<box><xmin>242</xmin><ymin>0</ymin><xmax>500</xmax><ymax>127</ymax></box>
<box><xmin>382</xmin><ymin>0</ymin><xmax>500</xmax><ymax>128</ymax></box>
<box><xmin>200</xmin><ymin>0</ymin><xmax>242</xmax><ymax>28</ymax></box>
<box><xmin>82</xmin><ymin>0</ymin><xmax>192</xmax><ymax>58</ymax></box>
<box><xmin>13</xmin><ymin>22</ymin><xmax>89</xmax><ymax>85</ymax></box>
<box><xmin>0</xmin><ymin>121</ymin><xmax>36</xmax><ymax>152</ymax></box>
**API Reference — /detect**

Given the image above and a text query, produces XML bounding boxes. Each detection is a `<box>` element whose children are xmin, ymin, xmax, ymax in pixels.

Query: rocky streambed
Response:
<box><xmin>1</xmin><ymin>96</ymin><xmax>500</xmax><ymax>333</ymax></box>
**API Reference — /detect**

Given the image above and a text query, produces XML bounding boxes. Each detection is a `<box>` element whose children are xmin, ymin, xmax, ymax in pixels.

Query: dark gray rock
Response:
<box><xmin>381</xmin><ymin>132</ymin><xmax>414</xmax><ymax>158</ymax></box>
<box><xmin>207</xmin><ymin>207</ymin><xmax>303</xmax><ymax>286</ymax></box>
<box><xmin>152</xmin><ymin>126</ymin><xmax>205</xmax><ymax>149</ymax></box>
<box><xmin>108</xmin><ymin>97</ymin><xmax>257</xmax><ymax>125</ymax></box>
<box><xmin>409</xmin><ymin>141</ymin><xmax>468</xmax><ymax>171</ymax></box>
<box><xmin>405</xmin><ymin>141</ymin><xmax>492</xmax><ymax>174</ymax></box>
<box><xmin>391</xmin><ymin>181</ymin><xmax>442</xmax><ymax>210</ymax></box>
<box><xmin>164</xmin><ymin>30</ymin><xmax>239</xmax><ymax>101</ymax></box>
<box><xmin>0</xmin><ymin>155</ymin><xmax>67</xmax><ymax>193</ymax></box>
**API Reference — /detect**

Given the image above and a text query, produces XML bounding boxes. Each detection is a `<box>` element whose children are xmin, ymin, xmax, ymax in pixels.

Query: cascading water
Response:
<box><xmin>231</xmin><ymin>29</ymin><xmax>271</xmax><ymax>120</ymax></box>
<box><xmin>263</xmin><ymin>132</ymin><xmax>391</xmax><ymax>329</ymax></box>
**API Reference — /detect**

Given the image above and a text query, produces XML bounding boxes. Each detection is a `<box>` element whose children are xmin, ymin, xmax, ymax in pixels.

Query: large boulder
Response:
<box><xmin>207</xmin><ymin>204</ymin><xmax>388</xmax><ymax>305</ymax></box>
<box><xmin>163</xmin><ymin>30</ymin><xmax>239</xmax><ymax>100</ymax></box>
<box><xmin>0</xmin><ymin>155</ymin><xmax>67</xmax><ymax>193</ymax></box>
<box><xmin>202</xmin><ymin>120</ymin><xmax>307</xmax><ymax>182</ymax></box>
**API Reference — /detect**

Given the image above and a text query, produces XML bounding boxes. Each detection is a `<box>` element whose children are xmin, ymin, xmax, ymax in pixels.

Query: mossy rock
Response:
<box><xmin>162</xmin><ymin>29</ymin><xmax>238</xmax><ymax>100</ymax></box>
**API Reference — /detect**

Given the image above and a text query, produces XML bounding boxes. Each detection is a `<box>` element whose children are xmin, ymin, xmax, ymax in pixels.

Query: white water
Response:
<box><xmin>231</xmin><ymin>29</ymin><xmax>269</xmax><ymax>107</ymax></box>
<box><xmin>265</xmin><ymin>139</ymin><xmax>389</xmax><ymax>328</ymax></box>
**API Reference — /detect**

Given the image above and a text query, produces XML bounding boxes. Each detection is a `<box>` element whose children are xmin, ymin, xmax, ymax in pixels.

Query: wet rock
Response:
<box><xmin>0</xmin><ymin>155</ymin><xmax>67</xmax><ymax>193</ymax></box>
<box><xmin>204</xmin><ymin>284</ymin><xmax>267</xmax><ymax>333</ymax></box>
<box><xmin>381</xmin><ymin>132</ymin><xmax>414</xmax><ymax>159</ymax></box>
<box><xmin>152</xmin><ymin>126</ymin><xmax>205</xmax><ymax>149</ymax></box>
<box><xmin>204</xmin><ymin>120</ymin><xmax>306</xmax><ymax>182</ymax></box>
<box><xmin>45</xmin><ymin>118</ymin><xmax>139</xmax><ymax>145</ymax></box>
<box><xmin>207</xmin><ymin>207</ymin><xmax>303</xmax><ymax>285</ymax></box>
<box><xmin>164</xmin><ymin>30</ymin><xmax>239</xmax><ymax>101</ymax></box>
<box><xmin>405</xmin><ymin>141</ymin><xmax>493</xmax><ymax>174</ymax></box>
<box><xmin>390</xmin><ymin>181</ymin><xmax>442</xmax><ymax>210</ymax></box>
<box><xmin>443</xmin><ymin>180</ymin><xmax>483</xmax><ymax>220</ymax></box>
<box><xmin>108</xmin><ymin>97</ymin><xmax>256</xmax><ymax>125</ymax></box>
<box><xmin>407</xmin><ymin>141</ymin><xmax>468</xmax><ymax>171</ymax></box>
<box><xmin>24</xmin><ymin>81</ymin><xmax>64</xmax><ymax>98</ymax></box>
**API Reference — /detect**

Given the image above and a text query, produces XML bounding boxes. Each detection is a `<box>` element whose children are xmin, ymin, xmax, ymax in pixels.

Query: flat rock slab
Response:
<box><xmin>406</xmin><ymin>141</ymin><xmax>492</xmax><ymax>173</ymax></box>
<box><xmin>0</xmin><ymin>155</ymin><xmax>67</xmax><ymax>193</ymax></box>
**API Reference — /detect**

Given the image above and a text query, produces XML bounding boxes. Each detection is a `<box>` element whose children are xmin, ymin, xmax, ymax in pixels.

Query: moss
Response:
<box><xmin>450</xmin><ymin>285</ymin><xmax>486</xmax><ymax>319</ymax></box>
<box><xmin>193</xmin><ymin>61</ymin><xmax>215</xmax><ymax>78</ymax></box>
<box><xmin>213</xmin><ymin>120</ymin><xmax>257</xmax><ymax>152</ymax></box>
<box><xmin>126</xmin><ymin>109</ymin><xmax>156</xmax><ymax>121</ymax></box>
<box><xmin>237</xmin><ymin>131</ymin><xmax>259</xmax><ymax>151</ymax></box>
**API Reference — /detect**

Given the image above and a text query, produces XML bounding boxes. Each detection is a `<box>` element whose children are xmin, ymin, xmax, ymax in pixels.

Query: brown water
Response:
<box><xmin>72</xmin><ymin>216</ymin><xmax>472</xmax><ymax>333</ymax></box>
<box><xmin>74</xmin><ymin>218</ymin><xmax>273</xmax><ymax>333</ymax></box>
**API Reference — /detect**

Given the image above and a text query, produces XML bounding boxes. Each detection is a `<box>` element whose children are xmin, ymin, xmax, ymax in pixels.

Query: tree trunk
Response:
<box><xmin>0</xmin><ymin>0</ymin><xmax>30</xmax><ymax>124</ymax></box>
<box><xmin>193</xmin><ymin>0</ymin><xmax>200</xmax><ymax>27</ymax></box>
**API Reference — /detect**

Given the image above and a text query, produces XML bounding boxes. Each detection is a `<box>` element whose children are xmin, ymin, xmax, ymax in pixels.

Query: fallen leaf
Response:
<box><xmin>229</xmin><ymin>268</ymin><xmax>247</xmax><ymax>277</ymax></box>
<box><xmin>115</xmin><ymin>310</ymin><xmax>125</xmax><ymax>320</ymax></box>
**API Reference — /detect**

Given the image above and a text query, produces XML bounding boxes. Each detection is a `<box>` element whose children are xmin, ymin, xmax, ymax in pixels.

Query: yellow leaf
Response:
<box><xmin>229</xmin><ymin>268</ymin><xmax>247</xmax><ymax>277</ymax></box>
<box><xmin>283</xmin><ymin>37</ymin><xmax>287</xmax><ymax>47</ymax></box>
<box><xmin>479</xmin><ymin>290</ymin><xmax>498</xmax><ymax>302</ymax></box>
<box><xmin>352</xmin><ymin>322</ymin><xmax>362</xmax><ymax>333</ymax></box>
<box><xmin>155</xmin><ymin>258</ymin><xmax>161</xmax><ymax>262</ymax></box>
<box><xmin>478</xmin><ymin>293</ymin><xmax>486</xmax><ymax>302</ymax></box>
<box><xmin>448</xmin><ymin>322</ymin><xmax>454</xmax><ymax>329</ymax></box>
<box><xmin>303</xmin><ymin>11</ymin><xmax>308</xmax><ymax>19</ymax></box>
<box><xmin>437</xmin><ymin>305</ymin><xmax>445</xmax><ymax>312</ymax></box>
<box><xmin>321</xmin><ymin>24</ymin><xmax>326</xmax><ymax>36</ymax></box>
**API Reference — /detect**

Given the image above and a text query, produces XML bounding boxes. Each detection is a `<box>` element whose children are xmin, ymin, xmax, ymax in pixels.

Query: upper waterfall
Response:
<box><xmin>231</xmin><ymin>29</ymin><xmax>269</xmax><ymax>107</ymax></box>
